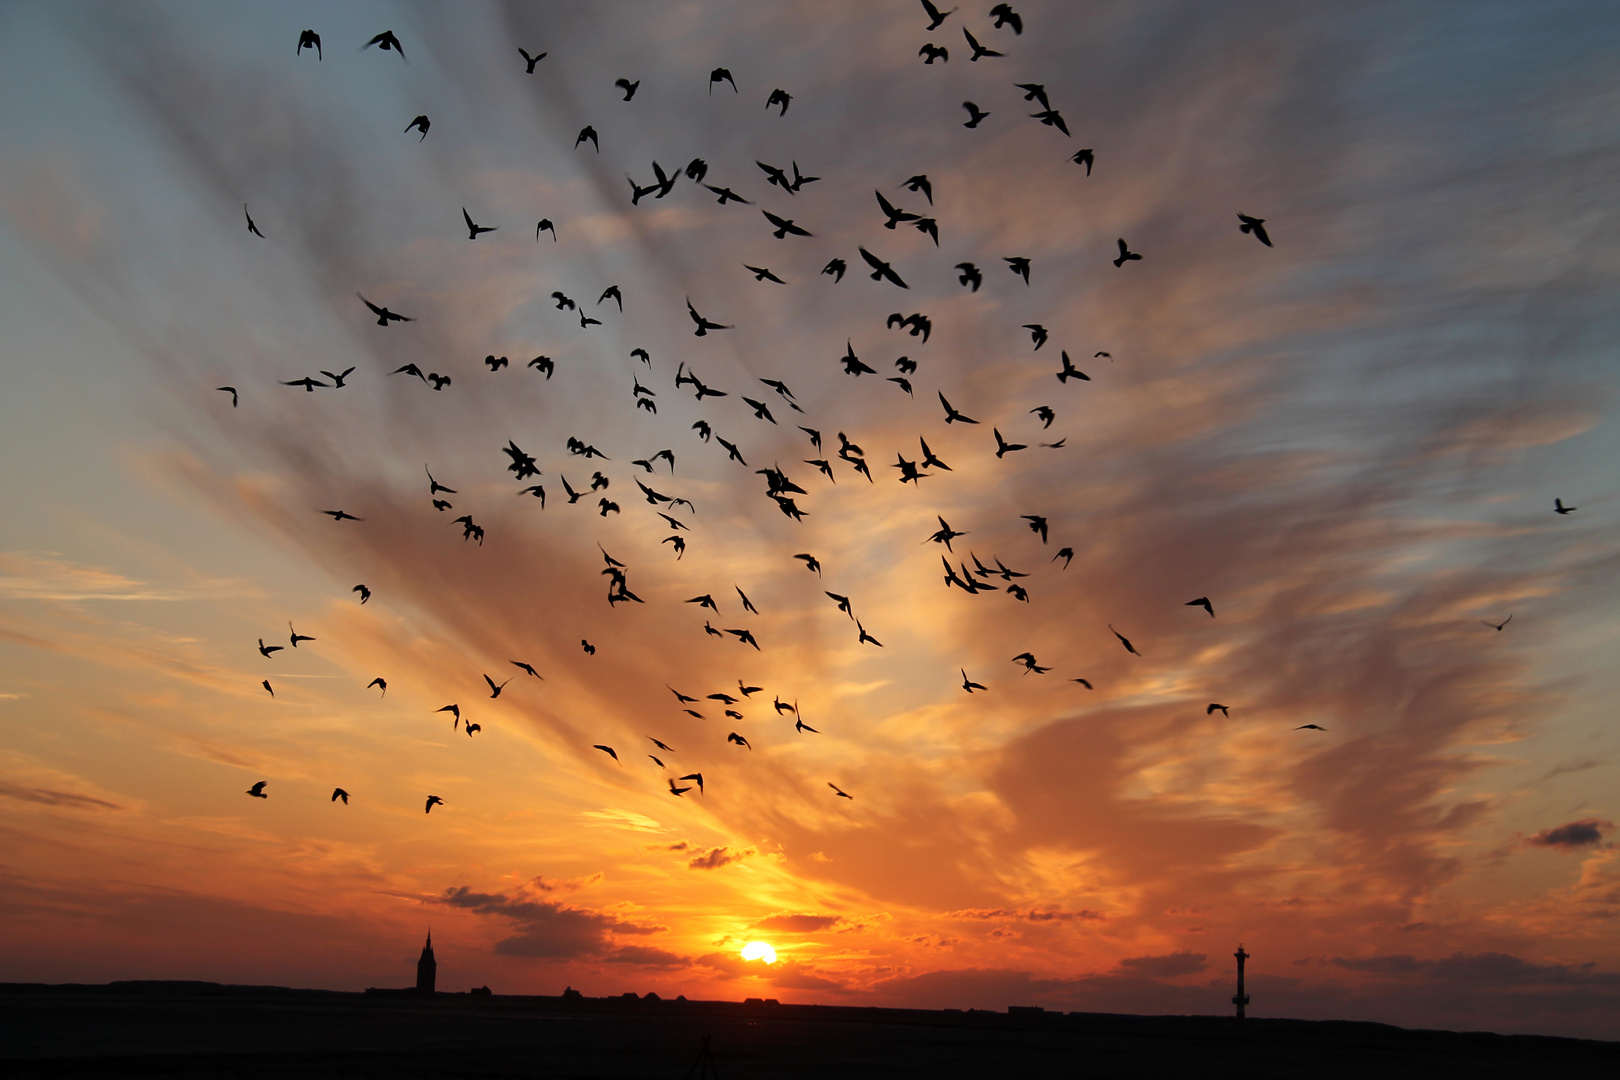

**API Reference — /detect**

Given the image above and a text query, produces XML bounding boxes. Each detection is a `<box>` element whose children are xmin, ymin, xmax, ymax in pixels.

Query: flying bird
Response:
<box><xmin>262</xmin><ymin>680</ymin><xmax>274</xmax><ymax>697</ymax></box>
<box><xmin>938</xmin><ymin>392</ymin><xmax>977</xmax><ymax>424</ymax></box>
<box><xmin>709</xmin><ymin>67</ymin><xmax>737</xmax><ymax>93</ymax></box>
<box><xmin>744</xmin><ymin>265</ymin><xmax>786</xmax><ymax>285</ymax></box>
<box><xmin>405</xmin><ymin>115</ymin><xmax>430</xmax><ymax>140</ymax></box>
<box><xmin>955</xmin><ymin>262</ymin><xmax>982</xmax><ymax>290</ymax></box>
<box><xmin>990</xmin><ymin>4</ymin><xmax>1023</xmax><ymax>33</ymax></box>
<box><xmin>281</xmin><ymin>376</ymin><xmax>328</xmax><ymax>392</ymax></box>
<box><xmin>331</xmin><ymin>788</ymin><xmax>349</xmax><ymax>804</ymax></box>
<box><xmin>903</xmin><ymin>174</ymin><xmax>933</xmax><ymax>204</ymax></box>
<box><xmin>1031</xmin><ymin>405</ymin><xmax>1055</xmax><ymax>428</ymax></box>
<box><xmin>1021</xmin><ymin>515</ymin><xmax>1048</xmax><ymax>543</ymax></box>
<box><xmin>1554</xmin><ymin>498</ymin><xmax>1577</xmax><ymax>514</ymax></box>
<box><xmin>247</xmin><ymin>781</ymin><xmax>268</xmax><ymax>799</ymax></box>
<box><xmin>962</xmin><ymin>101</ymin><xmax>990</xmax><ymax>127</ymax></box>
<box><xmin>680</xmin><ymin>772</ymin><xmax>705</xmax><ymax>794</ymax></box>
<box><xmin>243</xmin><ymin>204</ymin><xmax>264</xmax><ymax>238</ymax></box>
<box><xmin>858</xmin><ymin>248</ymin><xmax>908</xmax><ymax>287</ymax></box>
<box><xmin>1187</xmin><ymin>597</ymin><xmax>1215</xmax><ymax>617</ymax></box>
<box><xmin>288</xmin><ymin>622</ymin><xmax>315</xmax><ymax>647</ymax></box>
<box><xmin>1016</xmin><ymin>82</ymin><xmax>1049</xmax><ymax>108</ymax></box>
<box><xmin>961</xmin><ymin>669</ymin><xmax>986</xmax><ymax>693</ymax></box>
<box><xmin>687</xmin><ymin>298</ymin><xmax>732</xmax><ymax>336</ymax></box>
<box><xmin>425</xmin><ymin>795</ymin><xmax>444</xmax><ymax>813</ymax></box>
<box><xmin>794</xmin><ymin>553</ymin><xmax>821</xmax><ymax>575</ymax></box>
<box><xmin>766</xmin><ymin>88</ymin><xmax>792</xmax><ymax>115</ymax></box>
<box><xmin>727</xmin><ymin>732</ymin><xmax>752</xmax><ymax>749</ymax></box>
<box><xmin>993</xmin><ymin>429</ymin><xmax>1027</xmax><ymax>458</ymax></box>
<box><xmin>257</xmin><ymin>638</ymin><xmax>282</xmax><ymax>658</ymax></box>
<box><xmin>828</xmin><ymin>782</ymin><xmax>854</xmax><ymax>800</ymax></box>
<box><xmin>364</xmin><ymin>30</ymin><xmax>406</xmax><ymax>59</ymax></box>
<box><xmin>358</xmin><ymin>294</ymin><xmax>412</xmax><ymax>326</ymax></box>
<box><xmin>1208</xmin><ymin>703</ymin><xmax>1230</xmax><ymax>717</ymax></box>
<box><xmin>963</xmin><ymin>27</ymin><xmax>1003</xmax><ymax>60</ymax></box>
<box><xmin>1070</xmin><ymin>148</ymin><xmax>1095</xmax><ymax>175</ymax></box>
<box><xmin>615</xmin><ymin>77</ymin><xmax>639</xmax><ymax>100</ymax></box>
<box><xmin>1054</xmin><ymin>547</ymin><xmax>1074</xmax><ymax>569</ymax></box>
<box><xmin>1030</xmin><ymin>109</ymin><xmax>1069</xmax><ymax>135</ymax></box>
<box><xmin>1297</xmin><ymin>724</ymin><xmax>1328</xmax><ymax>731</ymax></box>
<box><xmin>296</xmin><ymin>29</ymin><xmax>321</xmax><ymax>59</ymax></box>
<box><xmin>599</xmin><ymin>285</ymin><xmax>623</xmax><ymax>310</ymax></box>
<box><xmin>762</xmin><ymin>210</ymin><xmax>812</xmax><ymax>238</ymax></box>
<box><xmin>518</xmin><ymin>47</ymin><xmax>546</xmax><ymax>72</ymax></box>
<box><xmin>919</xmin><ymin>0</ymin><xmax>955</xmax><ymax>30</ymax></box>
<box><xmin>216</xmin><ymin>386</ymin><xmax>238</xmax><ymax>407</ymax></box>
<box><xmin>919</xmin><ymin>43</ymin><xmax>949</xmax><ymax>64</ymax></box>
<box><xmin>856</xmin><ymin>620</ymin><xmax>883</xmax><ymax>647</ymax></box>
<box><xmin>353</xmin><ymin>584</ymin><xmax>370</xmax><ymax>604</ymax></box>
<box><xmin>484</xmin><ymin>674</ymin><xmax>512</xmax><ymax>699</ymax></box>
<box><xmin>1056</xmin><ymin>351</ymin><xmax>1090</xmax><ymax>383</ymax></box>
<box><xmin>367</xmin><ymin>677</ymin><xmax>386</xmax><ymax>696</ymax></box>
<box><xmin>877</xmin><ymin>190</ymin><xmax>919</xmax><ymax>229</ymax></box>
<box><xmin>593</xmin><ymin>744</ymin><xmax>620</xmax><ymax>763</ymax></box>
<box><xmin>1237</xmin><ymin>212</ymin><xmax>1272</xmax><ymax>247</ymax></box>
<box><xmin>1004</xmin><ymin>256</ymin><xmax>1031</xmax><ymax>284</ymax></box>
<box><xmin>1113</xmin><ymin>238</ymin><xmax>1142</xmax><ymax>267</ymax></box>
<box><xmin>576</xmin><ymin>126</ymin><xmax>599</xmax><ymax>151</ymax></box>
<box><xmin>1108</xmin><ymin>624</ymin><xmax>1141</xmax><ymax>656</ymax></box>
<box><xmin>668</xmin><ymin>779</ymin><xmax>691</xmax><ymax>796</ymax></box>
<box><xmin>536</xmin><ymin>218</ymin><xmax>556</xmax><ymax>241</ymax></box>
<box><xmin>1482</xmin><ymin>615</ymin><xmax>1513</xmax><ymax>631</ymax></box>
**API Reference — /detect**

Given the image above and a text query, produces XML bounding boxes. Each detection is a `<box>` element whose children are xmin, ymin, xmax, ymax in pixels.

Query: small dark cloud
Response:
<box><xmin>753</xmin><ymin>913</ymin><xmax>841</xmax><ymax>932</ymax></box>
<box><xmin>438</xmin><ymin>885</ymin><xmax>662</xmax><ymax>959</ymax></box>
<box><xmin>688</xmin><ymin>845</ymin><xmax>754</xmax><ymax>870</ymax></box>
<box><xmin>1117</xmin><ymin>951</ymin><xmax>1208</xmax><ymax>977</ymax></box>
<box><xmin>1527</xmin><ymin>819</ymin><xmax>1613</xmax><ymax>851</ymax></box>
<box><xmin>946</xmin><ymin>908</ymin><xmax>1104</xmax><ymax>922</ymax></box>
<box><xmin>0</xmin><ymin>780</ymin><xmax>121</xmax><ymax>810</ymax></box>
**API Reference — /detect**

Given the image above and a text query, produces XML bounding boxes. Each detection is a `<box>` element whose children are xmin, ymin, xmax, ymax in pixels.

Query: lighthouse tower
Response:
<box><xmin>416</xmin><ymin>931</ymin><xmax>437</xmax><ymax>994</ymax></box>
<box><xmin>1232</xmin><ymin>945</ymin><xmax>1250</xmax><ymax>1019</ymax></box>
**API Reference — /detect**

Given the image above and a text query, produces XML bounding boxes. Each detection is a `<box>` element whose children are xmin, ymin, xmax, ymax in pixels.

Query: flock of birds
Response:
<box><xmin>230</xmin><ymin>6</ymin><xmax>1576</xmax><ymax>818</ymax></box>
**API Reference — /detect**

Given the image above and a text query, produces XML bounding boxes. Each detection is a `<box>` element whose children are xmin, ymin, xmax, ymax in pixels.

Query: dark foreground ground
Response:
<box><xmin>4</xmin><ymin>982</ymin><xmax>1617</xmax><ymax>1079</ymax></box>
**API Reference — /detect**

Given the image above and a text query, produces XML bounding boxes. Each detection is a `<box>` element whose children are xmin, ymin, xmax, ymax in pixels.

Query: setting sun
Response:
<box><xmin>740</xmin><ymin>942</ymin><xmax>777</xmax><ymax>964</ymax></box>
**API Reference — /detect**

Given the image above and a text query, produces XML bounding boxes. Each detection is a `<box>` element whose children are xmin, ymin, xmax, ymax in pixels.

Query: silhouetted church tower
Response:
<box><xmin>416</xmin><ymin>931</ymin><xmax>436</xmax><ymax>994</ymax></box>
<box><xmin>1232</xmin><ymin>944</ymin><xmax>1250</xmax><ymax>1019</ymax></box>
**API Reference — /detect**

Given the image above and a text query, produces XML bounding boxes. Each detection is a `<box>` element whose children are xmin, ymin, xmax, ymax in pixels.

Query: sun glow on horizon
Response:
<box><xmin>740</xmin><ymin>941</ymin><xmax>777</xmax><ymax>964</ymax></box>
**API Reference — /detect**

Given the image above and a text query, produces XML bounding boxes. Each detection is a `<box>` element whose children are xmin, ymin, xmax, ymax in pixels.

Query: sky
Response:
<box><xmin>2</xmin><ymin>0</ymin><xmax>1619</xmax><ymax>1040</ymax></box>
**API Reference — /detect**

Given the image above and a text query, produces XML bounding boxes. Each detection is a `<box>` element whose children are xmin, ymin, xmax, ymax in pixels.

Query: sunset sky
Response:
<box><xmin>2</xmin><ymin>0</ymin><xmax>1618</xmax><ymax>1040</ymax></box>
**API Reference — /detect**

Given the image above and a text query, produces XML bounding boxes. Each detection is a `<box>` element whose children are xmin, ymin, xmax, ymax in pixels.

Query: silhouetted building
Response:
<box><xmin>416</xmin><ymin>931</ymin><xmax>436</xmax><ymax>994</ymax></box>
<box><xmin>1232</xmin><ymin>945</ymin><xmax>1250</xmax><ymax>1019</ymax></box>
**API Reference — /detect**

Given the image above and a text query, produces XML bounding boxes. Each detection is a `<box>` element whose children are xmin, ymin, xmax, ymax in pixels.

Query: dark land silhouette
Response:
<box><xmin>2</xmin><ymin>981</ymin><xmax>1616</xmax><ymax>1078</ymax></box>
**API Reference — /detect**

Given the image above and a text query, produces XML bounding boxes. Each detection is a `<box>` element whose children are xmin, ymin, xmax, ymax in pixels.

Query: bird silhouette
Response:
<box><xmin>484</xmin><ymin>674</ymin><xmax>512</xmax><ymax>698</ymax></box>
<box><xmin>1481</xmin><ymin>615</ymin><xmax>1512</xmax><ymax>631</ymax></box>
<box><xmin>282</xmin><ymin>376</ymin><xmax>328</xmax><ymax>392</ymax></box>
<box><xmin>919</xmin><ymin>0</ymin><xmax>955</xmax><ymax>30</ymax></box>
<box><xmin>358</xmin><ymin>294</ymin><xmax>412</xmax><ymax>326</ymax></box>
<box><xmin>938</xmin><ymin>392</ymin><xmax>977</xmax><ymax>424</ymax></box>
<box><xmin>990</xmin><ymin>4</ymin><xmax>1023</xmax><ymax>33</ymax></box>
<box><xmin>961</xmin><ymin>669</ymin><xmax>986</xmax><ymax>693</ymax></box>
<box><xmin>247</xmin><ymin>781</ymin><xmax>268</xmax><ymax>798</ymax></box>
<box><xmin>288</xmin><ymin>622</ymin><xmax>315</xmax><ymax>647</ymax></box>
<box><xmin>1021</xmin><ymin>515</ymin><xmax>1048</xmax><ymax>543</ymax></box>
<box><xmin>352</xmin><ymin>584</ymin><xmax>371</xmax><ymax>604</ymax></box>
<box><xmin>1296</xmin><ymin>724</ymin><xmax>1328</xmax><ymax>731</ymax></box>
<box><xmin>1207</xmin><ymin>703</ymin><xmax>1230</xmax><ymax>717</ymax></box>
<box><xmin>857</xmin><ymin>620</ymin><xmax>884</xmax><ymax>647</ymax></box>
<box><xmin>364</xmin><ymin>30</ymin><xmax>406</xmax><ymax>59</ymax></box>
<box><xmin>1113</xmin><ymin>238</ymin><xmax>1142</xmax><ymax>267</ymax></box>
<box><xmin>1054</xmin><ymin>547</ymin><xmax>1074</xmax><ymax>568</ymax></box>
<box><xmin>262</xmin><ymin>680</ymin><xmax>274</xmax><ymax>697</ymax></box>
<box><xmin>709</xmin><ymin>67</ymin><xmax>737</xmax><ymax>93</ymax></box>
<box><xmin>993</xmin><ymin>429</ymin><xmax>1027</xmax><ymax>458</ymax></box>
<box><xmin>425</xmin><ymin>795</ymin><xmax>444</xmax><ymax>813</ymax></box>
<box><xmin>1030</xmin><ymin>109</ymin><xmax>1069</xmax><ymax>136</ymax></box>
<box><xmin>518</xmin><ymin>47</ymin><xmax>546</xmax><ymax>72</ymax></box>
<box><xmin>1186</xmin><ymin>596</ymin><xmax>1216</xmax><ymax>617</ymax></box>
<box><xmin>437</xmin><ymin>704</ymin><xmax>461</xmax><ymax>727</ymax></box>
<box><xmin>1070</xmin><ymin>148</ymin><xmax>1095</xmax><ymax>175</ymax></box>
<box><xmin>296</xmin><ymin>29</ymin><xmax>321</xmax><ymax>59</ymax></box>
<box><xmin>919</xmin><ymin>43</ymin><xmax>949</xmax><ymax>64</ymax></box>
<box><xmin>828</xmin><ymin>782</ymin><xmax>854</xmax><ymax>799</ymax></box>
<box><xmin>1056</xmin><ymin>351</ymin><xmax>1091</xmax><ymax>383</ymax></box>
<box><xmin>1004</xmin><ymin>256</ymin><xmax>1031</xmax><ymax>284</ymax></box>
<box><xmin>367</xmin><ymin>677</ymin><xmax>386</xmax><ymax>696</ymax></box>
<box><xmin>615</xmin><ymin>77</ymin><xmax>639</xmax><ymax>101</ymax></box>
<box><xmin>963</xmin><ymin>27</ymin><xmax>1003</xmax><ymax>60</ymax></box>
<box><xmin>858</xmin><ymin>248</ymin><xmax>908</xmax><ymax>287</ymax></box>
<box><xmin>257</xmin><ymin>638</ymin><xmax>282</xmax><ymax>658</ymax></box>
<box><xmin>766</xmin><ymin>88</ymin><xmax>792</xmax><ymax>115</ymax></box>
<box><xmin>727</xmin><ymin>732</ymin><xmax>752</xmax><ymax>749</ymax></box>
<box><xmin>593</xmin><ymin>744</ymin><xmax>620</xmax><ymax>763</ymax></box>
<box><xmin>681</xmin><ymin>772</ymin><xmax>705</xmax><ymax>794</ymax></box>
<box><xmin>217</xmin><ymin>386</ymin><xmax>238</xmax><ymax>407</ymax></box>
<box><xmin>1554</xmin><ymin>498</ymin><xmax>1577</xmax><ymax>514</ymax></box>
<box><xmin>962</xmin><ymin>101</ymin><xmax>990</xmax><ymax>127</ymax></box>
<box><xmin>726</xmin><ymin>628</ymin><xmax>761</xmax><ymax>650</ymax></box>
<box><xmin>405</xmin><ymin>115</ymin><xmax>430</xmax><ymax>140</ymax></box>
<box><xmin>1016</xmin><ymin>82</ymin><xmax>1049</xmax><ymax>108</ymax></box>
<box><xmin>1108</xmin><ymin>624</ymin><xmax>1141</xmax><ymax>656</ymax></box>
<box><xmin>668</xmin><ymin>778</ymin><xmax>691</xmax><ymax>796</ymax></box>
<box><xmin>331</xmin><ymin>787</ymin><xmax>349</xmax><ymax>804</ymax></box>
<box><xmin>744</xmin><ymin>265</ymin><xmax>786</xmax><ymax>285</ymax></box>
<box><xmin>576</xmin><ymin>126</ymin><xmax>599</xmax><ymax>151</ymax></box>
<box><xmin>687</xmin><ymin>298</ymin><xmax>732</xmax><ymax>336</ymax></box>
<box><xmin>243</xmin><ymin>204</ymin><xmax>265</xmax><ymax>238</ymax></box>
<box><xmin>1237</xmin><ymin>213</ymin><xmax>1272</xmax><ymax>247</ymax></box>
<box><xmin>762</xmin><ymin>210</ymin><xmax>812</xmax><ymax>238</ymax></box>
<box><xmin>536</xmin><ymin>219</ymin><xmax>557</xmax><ymax>241</ymax></box>
<box><xmin>795</xmin><ymin>553</ymin><xmax>822</xmax><ymax>575</ymax></box>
